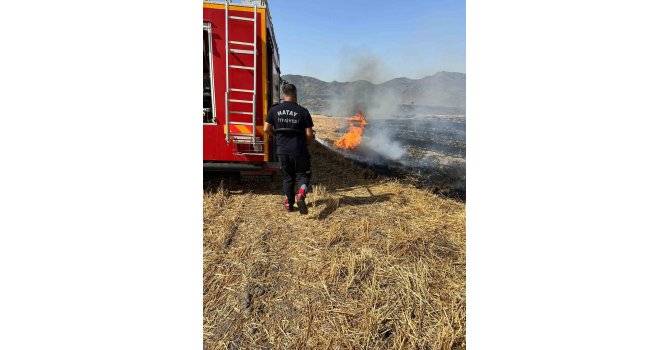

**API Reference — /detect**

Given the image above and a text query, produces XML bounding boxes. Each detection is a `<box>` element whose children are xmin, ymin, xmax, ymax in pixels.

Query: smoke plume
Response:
<box><xmin>318</xmin><ymin>51</ymin><xmax>466</xmax><ymax>194</ymax></box>
<box><xmin>324</xmin><ymin>51</ymin><xmax>398</xmax><ymax>118</ymax></box>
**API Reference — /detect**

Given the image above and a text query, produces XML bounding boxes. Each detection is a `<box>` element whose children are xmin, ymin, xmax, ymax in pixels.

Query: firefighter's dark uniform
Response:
<box><xmin>266</xmin><ymin>101</ymin><xmax>313</xmax><ymax>206</ymax></box>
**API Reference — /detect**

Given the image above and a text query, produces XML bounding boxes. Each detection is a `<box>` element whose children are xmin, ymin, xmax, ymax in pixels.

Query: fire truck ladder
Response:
<box><xmin>225</xmin><ymin>2</ymin><xmax>263</xmax><ymax>156</ymax></box>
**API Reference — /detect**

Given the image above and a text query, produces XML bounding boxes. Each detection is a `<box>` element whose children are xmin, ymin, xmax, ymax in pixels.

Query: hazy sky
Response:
<box><xmin>269</xmin><ymin>0</ymin><xmax>465</xmax><ymax>83</ymax></box>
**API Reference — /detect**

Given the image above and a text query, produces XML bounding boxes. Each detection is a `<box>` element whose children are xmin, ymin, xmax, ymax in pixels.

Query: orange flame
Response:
<box><xmin>335</xmin><ymin>112</ymin><xmax>367</xmax><ymax>150</ymax></box>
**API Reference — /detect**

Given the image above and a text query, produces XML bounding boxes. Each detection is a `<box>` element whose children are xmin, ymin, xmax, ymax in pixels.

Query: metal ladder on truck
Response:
<box><xmin>224</xmin><ymin>2</ymin><xmax>263</xmax><ymax>156</ymax></box>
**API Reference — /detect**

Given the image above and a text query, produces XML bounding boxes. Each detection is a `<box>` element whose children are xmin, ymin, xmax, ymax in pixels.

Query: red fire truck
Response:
<box><xmin>203</xmin><ymin>0</ymin><xmax>281</xmax><ymax>174</ymax></box>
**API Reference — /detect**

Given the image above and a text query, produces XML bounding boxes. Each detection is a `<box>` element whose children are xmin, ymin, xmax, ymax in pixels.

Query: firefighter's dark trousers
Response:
<box><xmin>278</xmin><ymin>154</ymin><xmax>311</xmax><ymax>205</ymax></box>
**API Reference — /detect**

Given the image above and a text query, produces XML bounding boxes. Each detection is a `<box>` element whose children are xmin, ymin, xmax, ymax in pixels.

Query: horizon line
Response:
<box><xmin>281</xmin><ymin>70</ymin><xmax>466</xmax><ymax>85</ymax></box>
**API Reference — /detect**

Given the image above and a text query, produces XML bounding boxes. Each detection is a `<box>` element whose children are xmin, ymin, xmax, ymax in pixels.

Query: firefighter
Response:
<box><xmin>264</xmin><ymin>83</ymin><xmax>315</xmax><ymax>214</ymax></box>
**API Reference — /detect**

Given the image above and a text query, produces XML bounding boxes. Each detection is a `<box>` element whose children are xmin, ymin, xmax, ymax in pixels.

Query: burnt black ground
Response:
<box><xmin>318</xmin><ymin>116</ymin><xmax>466</xmax><ymax>200</ymax></box>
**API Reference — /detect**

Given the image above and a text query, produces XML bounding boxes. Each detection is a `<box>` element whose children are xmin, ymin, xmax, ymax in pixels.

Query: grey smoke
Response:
<box><xmin>324</xmin><ymin>50</ymin><xmax>401</xmax><ymax>118</ymax></box>
<box><xmin>337</xmin><ymin>51</ymin><xmax>389</xmax><ymax>84</ymax></box>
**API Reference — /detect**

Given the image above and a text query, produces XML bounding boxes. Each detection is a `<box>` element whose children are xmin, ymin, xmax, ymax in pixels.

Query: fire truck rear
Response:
<box><xmin>203</xmin><ymin>0</ymin><xmax>281</xmax><ymax>177</ymax></box>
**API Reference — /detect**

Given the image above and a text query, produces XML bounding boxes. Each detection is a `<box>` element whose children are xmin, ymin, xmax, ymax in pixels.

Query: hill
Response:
<box><xmin>203</xmin><ymin>142</ymin><xmax>466</xmax><ymax>349</ymax></box>
<box><xmin>282</xmin><ymin>71</ymin><xmax>466</xmax><ymax>116</ymax></box>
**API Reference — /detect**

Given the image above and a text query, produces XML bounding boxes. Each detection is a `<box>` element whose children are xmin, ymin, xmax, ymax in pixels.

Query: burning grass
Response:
<box><xmin>204</xmin><ymin>142</ymin><xmax>465</xmax><ymax>349</ymax></box>
<box><xmin>313</xmin><ymin>114</ymin><xmax>466</xmax><ymax>200</ymax></box>
<box><xmin>334</xmin><ymin>112</ymin><xmax>368</xmax><ymax>150</ymax></box>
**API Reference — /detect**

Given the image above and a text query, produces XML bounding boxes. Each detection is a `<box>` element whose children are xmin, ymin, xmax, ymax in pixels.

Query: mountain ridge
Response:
<box><xmin>281</xmin><ymin>71</ymin><xmax>466</xmax><ymax>116</ymax></box>
<box><xmin>285</xmin><ymin>71</ymin><xmax>464</xmax><ymax>85</ymax></box>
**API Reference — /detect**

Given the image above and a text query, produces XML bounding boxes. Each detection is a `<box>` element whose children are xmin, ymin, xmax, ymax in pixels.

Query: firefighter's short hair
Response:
<box><xmin>282</xmin><ymin>83</ymin><xmax>297</xmax><ymax>98</ymax></box>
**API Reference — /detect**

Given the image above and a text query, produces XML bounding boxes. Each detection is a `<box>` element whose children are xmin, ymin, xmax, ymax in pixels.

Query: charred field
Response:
<box><xmin>203</xmin><ymin>141</ymin><xmax>466</xmax><ymax>349</ymax></box>
<box><xmin>313</xmin><ymin>115</ymin><xmax>466</xmax><ymax>200</ymax></box>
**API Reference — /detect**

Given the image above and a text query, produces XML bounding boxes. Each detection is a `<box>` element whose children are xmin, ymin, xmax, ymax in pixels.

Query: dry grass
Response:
<box><xmin>312</xmin><ymin>114</ymin><xmax>346</xmax><ymax>142</ymax></box>
<box><xmin>204</xmin><ymin>134</ymin><xmax>466</xmax><ymax>349</ymax></box>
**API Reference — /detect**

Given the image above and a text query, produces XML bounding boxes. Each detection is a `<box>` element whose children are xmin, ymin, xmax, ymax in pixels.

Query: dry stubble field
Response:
<box><xmin>203</xmin><ymin>124</ymin><xmax>466</xmax><ymax>349</ymax></box>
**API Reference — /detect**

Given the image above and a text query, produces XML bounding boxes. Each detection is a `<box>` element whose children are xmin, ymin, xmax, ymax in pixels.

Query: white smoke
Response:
<box><xmin>363</xmin><ymin>127</ymin><xmax>405</xmax><ymax>160</ymax></box>
<box><xmin>322</xmin><ymin>51</ymin><xmax>411</xmax><ymax>163</ymax></box>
